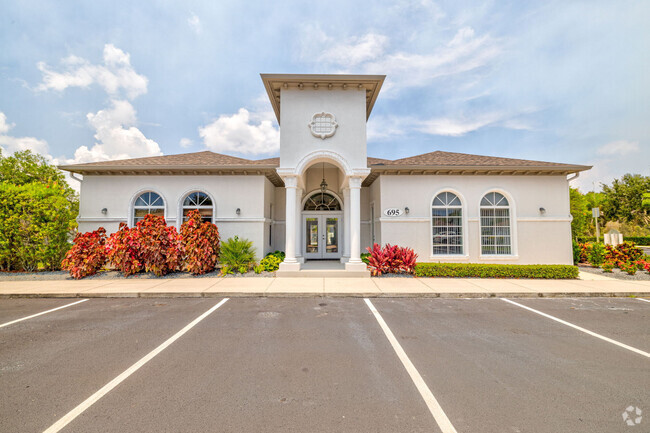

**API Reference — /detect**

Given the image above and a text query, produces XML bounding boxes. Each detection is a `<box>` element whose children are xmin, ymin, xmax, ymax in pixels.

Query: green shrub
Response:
<box><xmin>220</xmin><ymin>236</ymin><xmax>256</xmax><ymax>269</ymax></box>
<box><xmin>238</xmin><ymin>265</ymin><xmax>248</xmax><ymax>274</ymax></box>
<box><xmin>220</xmin><ymin>265</ymin><xmax>233</xmax><ymax>275</ymax></box>
<box><xmin>577</xmin><ymin>236</ymin><xmax>650</xmax><ymax>245</ymax></box>
<box><xmin>266</xmin><ymin>250</ymin><xmax>285</xmax><ymax>260</ymax></box>
<box><xmin>414</xmin><ymin>263</ymin><xmax>579</xmax><ymax>279</ymax></box>
<box><xmin>572</xmin><ymin>241</ymin><xmax>581</xmax><ymax>265</ymax></box>
<box><xmin>361</xmin><ymin>252</ymin><xmax>370</xmax><ymax>265</ymax></box>
<box><xmin>260</xmin><ymin>254</ymin><xmax>282</xmax><ymax>272</ymax></box>
<box><xmin>587</xmin><ymin>242</ymin><xmax>606</xmax><ymax>267</ymax></box>
<box><xmin>253</xmin><ymin>264</ymin><xmax>263</xmax><ymax>274</ymax></box>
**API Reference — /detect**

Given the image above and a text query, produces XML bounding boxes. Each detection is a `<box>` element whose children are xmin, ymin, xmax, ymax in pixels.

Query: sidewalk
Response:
<box><xmin>1</xmin><ymin>272</ymin><xmax>648</xmax><ymax>298</ymax></box>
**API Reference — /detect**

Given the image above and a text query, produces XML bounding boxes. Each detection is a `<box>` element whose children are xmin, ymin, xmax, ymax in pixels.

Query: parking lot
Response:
<box><xmin>1</xmin><ymin>296</ymin><xmax>648</xmax><ymax>433</ymax></box>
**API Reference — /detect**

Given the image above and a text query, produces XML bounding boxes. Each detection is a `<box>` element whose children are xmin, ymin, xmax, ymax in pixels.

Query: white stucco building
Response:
<box><xmin>61</xmin><ymin>74</ymin><xmax>590</xmax><ymax>275</ymax></box>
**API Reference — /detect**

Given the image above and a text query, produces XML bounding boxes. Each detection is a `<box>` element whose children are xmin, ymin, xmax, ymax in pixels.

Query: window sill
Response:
<box><xmin>429</xmin><ymin>255</ymin><xmax>470</xmax><ymax>260</ymax></box>
<box><xmin>478</xmin><ymin>255</ymin><xmax>519</xmax><ymax>260</ymax></box>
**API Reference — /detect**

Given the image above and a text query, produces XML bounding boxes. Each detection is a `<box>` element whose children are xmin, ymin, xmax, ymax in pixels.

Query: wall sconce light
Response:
<box><xmin>101</xmin><ymin>208</ymin><xmax>108</xmax><ymax>215</ymax></box>
<box><xmin>236</xmin><ymin>208</ymin><xmax>241</xmax><ymax>216</ymax></box>
<box><xmin>405</xmin><ymin>207</ymin><xmax>410</xmax><ymax>214</ymax></box>
<box><xmin>539</xmin><ymin>207</ymin><xmax>546</xmax><ymax>215</ymax></box>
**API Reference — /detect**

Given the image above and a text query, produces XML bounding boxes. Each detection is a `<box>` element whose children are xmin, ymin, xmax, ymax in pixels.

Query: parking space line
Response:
<box><xmin>42</xmin><ymin>298</ymin><xmax>229</xmax><ymax>433</ymax></box>
<box><xmin>364</xmin><ymin>298</ymin><xmax>458</xmax><ymax>433</ymax></box>
<box><xmin>501</xmin><ymin>298</ymin><xmax>650</xmax><ymax>359</ymax></box>
<box><xmin>637</xmin><ymin>298</ymin><xmax>650</xmax><ymax>303</ymax></box>
<box><xmin>0</xmin><ymin>299</ymin><xmax>89</xmax><ymax>329</ymax></box>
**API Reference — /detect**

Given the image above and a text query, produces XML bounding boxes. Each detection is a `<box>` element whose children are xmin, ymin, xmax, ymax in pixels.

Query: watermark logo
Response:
<box><xmin>622</xmin><ymin>406</ymin><xmax>642</xmax><ymax>426</ymax></box>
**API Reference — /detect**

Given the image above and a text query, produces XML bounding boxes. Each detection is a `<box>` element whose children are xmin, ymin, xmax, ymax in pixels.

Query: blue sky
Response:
<box><xmin>0</xmin><ymin>0</ymin><xmax>648</xmax><ymax>191</ymax></box>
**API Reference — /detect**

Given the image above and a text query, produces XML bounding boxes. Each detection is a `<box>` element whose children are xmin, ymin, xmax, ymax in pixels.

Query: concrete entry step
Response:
<box><xmin>276</xmin><ymin>269</ymin><xmax>371</xmax><ymax>278</ymax></box>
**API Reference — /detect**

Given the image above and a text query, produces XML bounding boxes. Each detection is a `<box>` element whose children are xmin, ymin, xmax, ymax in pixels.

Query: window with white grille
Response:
<box><xmin>480</xmin><ymin>192</ymin><xmax>512</xmax><ymax>255</ymax></box>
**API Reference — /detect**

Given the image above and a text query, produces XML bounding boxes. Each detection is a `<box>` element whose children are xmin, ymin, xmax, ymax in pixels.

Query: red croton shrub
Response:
<box><xmin>61</xmin><ymin>227</ymin><xmax>108</xmax><ymax>279</ymax></box>
<box><xmin>605</xmin><ymin>241</ymin><xmax>644</xmax><ymax>264</ymax></box>
<box><xmin>180</xmin><ymin>210</ymin><xmax>221</xmax><ymax>275</ymax></box>
<box><xmin>136</xmin><ymin>214</ymin><xmax>183</xmax><ymax>276</ymax></box>
<box><xmin>366</xmin><ymin>243</ymin><xmax>418</xmax><ymax>276</ymax></box>
<box><xmin>106</xmin><ymin>222</ymin><xmax>143</xmax><ymax>277</ymax></box>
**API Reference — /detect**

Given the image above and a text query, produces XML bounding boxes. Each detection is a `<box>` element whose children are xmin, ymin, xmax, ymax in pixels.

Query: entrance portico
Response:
<box><xmin>261</xmin><ymin>73</ymin><xmax>384</xmax><ymax>275</ymax></box>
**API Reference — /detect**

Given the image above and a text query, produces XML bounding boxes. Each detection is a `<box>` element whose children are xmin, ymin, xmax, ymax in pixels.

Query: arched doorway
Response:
<box><xmin>302</xmin><ymin>191</ymin><xmax>342</xmax><ymax>259</ymax></box>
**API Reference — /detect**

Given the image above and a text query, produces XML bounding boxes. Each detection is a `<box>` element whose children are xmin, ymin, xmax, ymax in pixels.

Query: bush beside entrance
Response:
<box><xmin>414</xmin><ymin>263</ymin><xmax>579</xmax><ymax>279</ymax></box>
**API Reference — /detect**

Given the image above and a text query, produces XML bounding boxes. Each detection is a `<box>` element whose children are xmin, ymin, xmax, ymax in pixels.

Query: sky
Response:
<box><xmin>0</xmin><ymin>0</ymin><xmax>648</xmax><ymax>192</ymax></box>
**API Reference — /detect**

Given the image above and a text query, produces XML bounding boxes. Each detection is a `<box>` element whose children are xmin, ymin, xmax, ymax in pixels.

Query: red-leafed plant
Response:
<box><xmin>106</xmin><ymin>222</ymin><xmax>143</xmax><ymax>276</ymax></box>
<box><xmin>605</xmin><ymin>241</ymin><xmax>644</xmax><ymax>264</ymax></box>
<box><xmin>180</xmin><ymin>210</ymin><xmax>221</xmax><ymax>275</ymax></box>
<box><xmin>136</xmin><ymin>214</ymin><xmax>183</xmax><ymax>276</ymax></box>
<box><xmin>366</xmin><ymin>243</ymin><xmax>418</xmax><ymax>276</ymax></box>
<box><xmin>61</xmin><ymin>227</ymin><xmax>107</xmax><ymax>279</ymax></box>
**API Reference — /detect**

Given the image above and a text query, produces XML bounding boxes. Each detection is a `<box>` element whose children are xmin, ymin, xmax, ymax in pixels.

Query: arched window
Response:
<box><xmin>133</xmin><ymin>191</ymin><xmax>165</xmax><ymax>225</ymax></box>
<box><xmin>431</xmin><ymin>192</ymin><xmax>463</xmax><ymax>255</ymax></box>
<box><xmin>304</xmin><ymin>192</ymin><xmax>341</xmax><ymax>211</ymax></box>
<box><xmin>182</xmin><ymin>191</ymin><xmax>214</xmax><ymax>224</ymax></box>
<box><xmin>480</xmin><ymin>192</ymin><xmax>511</xmax><ymax>255</ymax></box>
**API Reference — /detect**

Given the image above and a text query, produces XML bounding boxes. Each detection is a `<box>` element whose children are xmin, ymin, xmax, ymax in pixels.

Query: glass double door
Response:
<box><xmin>303</xmin><ymin>213</ymin><xmax>341</xmax><ymax>259</ymax></box>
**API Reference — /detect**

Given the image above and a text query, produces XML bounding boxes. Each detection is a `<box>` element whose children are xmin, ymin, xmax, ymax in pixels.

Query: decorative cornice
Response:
<box><xmin>261</xmin><ymin>73</ymin><xmax>385</xmax><ymax>125</ymax></box>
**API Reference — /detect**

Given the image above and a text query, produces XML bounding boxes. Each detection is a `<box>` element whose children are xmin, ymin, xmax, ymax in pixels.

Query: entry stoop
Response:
<box><xmin>276</xmin><ymin>260</ymin><xmax>371</xmax><ymax>278</ymax></box>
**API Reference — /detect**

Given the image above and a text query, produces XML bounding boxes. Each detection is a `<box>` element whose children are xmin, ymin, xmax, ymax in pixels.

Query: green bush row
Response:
<box><xmin>414</xmin><ymin>263</ymin><xmax>579</xmax><ymax>279</ymax></box>
<box><xmin>576</xmin><ymin>236</ymin><xmax>650</xmax><ymax>245</ymax></box>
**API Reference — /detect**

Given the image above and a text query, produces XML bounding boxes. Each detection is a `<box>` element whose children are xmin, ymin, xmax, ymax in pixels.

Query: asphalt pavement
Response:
<box><xmin>0</xmin><ymin>296</ymin><xmax>648</xmax><ymax>433</ymax></box>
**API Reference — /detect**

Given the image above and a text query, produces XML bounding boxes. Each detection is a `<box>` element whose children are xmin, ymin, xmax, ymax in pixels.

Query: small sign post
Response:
<box><xmin>592</xmin><ymin>207</ymin><xmax>600</xmax><ymax>243</ymax></box>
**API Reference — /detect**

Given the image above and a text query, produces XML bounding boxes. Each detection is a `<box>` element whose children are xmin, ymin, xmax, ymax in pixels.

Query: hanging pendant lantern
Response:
<box><xmin>320</xmin><ymin>163</ymin><xmax>328</xmax><ymax>194</ymax></box>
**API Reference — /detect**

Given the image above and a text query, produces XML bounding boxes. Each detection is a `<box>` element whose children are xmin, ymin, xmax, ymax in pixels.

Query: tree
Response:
<box><xmin>601</xmin><ymin>174</ymin><xmax>650</xmax><ymax>225</ymax></box>
<box><xmin>0</xmin><ymin>150</ymin><xmax>78</xmax><ymax>271</ymax></box>
<box><xmin>569</xmin><ymin>187</ymin><xmax>589</xmax><ymax>239</ymax></box>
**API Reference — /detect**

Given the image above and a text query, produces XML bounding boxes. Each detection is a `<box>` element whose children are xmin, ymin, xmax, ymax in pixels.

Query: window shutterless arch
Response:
<box><xmin>431</xmin><ymin>191</ymin><xmax>464</xmax><ymax>255</ymax></box>
<box><xmin>181</xmin><ymin>191</ymin><xmax>215</xmax><ymax>224</ymax></box>
<box><xmin>131</xmin><ymin>190</ymin><xmax>166</xmax><ymax>226</ymax></box>
<box><xmin>479</xmin><ymin>191</ymin><xmax>513</xmax><ymax>255</ymax></box>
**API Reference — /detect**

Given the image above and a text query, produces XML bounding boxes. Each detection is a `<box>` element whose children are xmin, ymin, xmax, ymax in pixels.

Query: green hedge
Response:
<box><xmin>414</xmin><ymin>263</ymin><xmax>579</xmax><ymax>279</ymax></box>
<box><xmin>576</xmin><ymin>236</ymin><xmax>650</xmax><ymax>245</ymax></box>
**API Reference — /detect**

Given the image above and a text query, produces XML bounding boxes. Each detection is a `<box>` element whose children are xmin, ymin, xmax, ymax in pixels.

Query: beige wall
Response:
<box><xmin>377</xmin><ymin>174</ymin><xmax>573</xmax><ymax>264</ymax></box>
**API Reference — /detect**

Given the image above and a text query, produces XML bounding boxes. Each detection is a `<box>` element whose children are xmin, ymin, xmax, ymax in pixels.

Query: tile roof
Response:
<box><xmin>385</xmin><ymin>150</ymin><xmax>585</xmax><ymax>168</ymax></box>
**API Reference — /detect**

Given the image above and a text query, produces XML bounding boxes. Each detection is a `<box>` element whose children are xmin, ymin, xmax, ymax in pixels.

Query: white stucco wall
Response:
<box><xmin>376</xmin><ymin>174</ymin><xmax>573</xmax><ymax>264</ymax></box>
<box><xmin>279</xmin><ymin>88</ymin><xmax>368</xmax><ymax>170</ymax></box>
<box><xmin>78</xmin><ymin>174</ymin><xmax>270</xmax><ymax>261</ymax></box>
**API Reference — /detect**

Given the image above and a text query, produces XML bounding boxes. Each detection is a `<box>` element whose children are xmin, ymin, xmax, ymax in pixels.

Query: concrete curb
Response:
<box><xmin>1</xmin><ymin>291</ymin><xmax>648</xmax><ymax>299</ymax></box>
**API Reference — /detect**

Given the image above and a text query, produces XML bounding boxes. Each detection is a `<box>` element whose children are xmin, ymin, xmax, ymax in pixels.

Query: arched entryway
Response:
<box><xmin>302</xmin><ymin>190</ymin><xmax>343</xmax><ymax>259</ymax></box>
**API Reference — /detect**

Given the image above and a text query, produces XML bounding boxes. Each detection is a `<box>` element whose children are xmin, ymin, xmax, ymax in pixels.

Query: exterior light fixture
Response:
<box><xmin>539</xmin><ymin>207</ymin><xmax>546</xmax><ymax>215</ymax></box>
<box><xmin>320</xmin><ymin>163</ymin><xmax>328</xmax><ymax>195</ymax></box>
<box><xmin>405</xmin><ymin>207</ymin><xmax>410</xmax><ymax>214</ymax></box>
<box><xmin>236</xmin><ymin>208</ymin><xmax>241</xmax><ymax>215</ymax></box>
<box><xmin>101</xmin><ymin>208</ymin><xmax>108</xmax><ymax>215</ymax></box>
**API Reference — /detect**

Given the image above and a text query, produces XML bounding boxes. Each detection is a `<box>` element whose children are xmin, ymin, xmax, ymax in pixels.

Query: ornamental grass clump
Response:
<box><xmin>106</xmin><ymin>222</ymin><xmax>143</xmax><ymax>276</ymax></box>
<box><xmin>62</xmin><ymin>228</ymin><xmax>107</xmax><ymax>279</ymax></box>
<box><xmin>219</xmin><ymin>236</ymin><xmax>256</xmax><ymax>274</ymax></box>
<box><xmin>136</xmin><ymin>214</ymin><xmax>183</xmax><ymax>277</ymax></box>
<box><xmin>180</xmin><ymin>210</ymin><xmax>221</xmax><ymax>275</ymax></box>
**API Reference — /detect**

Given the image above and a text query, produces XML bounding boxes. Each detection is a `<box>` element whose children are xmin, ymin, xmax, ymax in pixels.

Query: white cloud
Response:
<box><xmin>416</xmin><ymin>111</ymin><xmax>505</xmax><ymax>136</ymax></box>
<box><xmin>188</xmin><ymin>13</ymin><xmax>202</xmax><ymax>34</ymax></box>
<box><xmin>36</xmin><ymin>44</ymin><xmax>148</xmax><ymax>100</ymax></box>
<box><xmin>179</xmin><ymin>138</ymin><xmax>193</xmax><ymax>148</ymax></box>
<box><xmin>596</xmin><ymin>140</ymin><xmax>640</xmax><ymax>156</ymax></box>
<box><xmin>308</xmin><ymin>27</ymin><xmax>500</xmax><ymax>95</ymax></box>
<box><xmin>318</xmin><ymin>33</ymin><xmax>388</xmax><ymax>68</ymax></box>
<box><xmin>199</xmin><ymin>108</ymin><xmax>279</xmax><ymax>156</ymax></box>
<box><xmin>0</xmin><ymin>112</ymin><xmax>50</xmax><ymax>156</ymax></box>
<box><xmin>67</xmin><ymin>100</ymin><xmax>162</xmax><ymax>164</ymax></box>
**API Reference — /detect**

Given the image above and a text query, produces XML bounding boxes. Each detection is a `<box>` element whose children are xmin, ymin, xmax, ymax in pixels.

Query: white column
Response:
<box><xmin>342</xmin><ymin>187</ymin><xmax>351</xmax><ymax>261</ymax></box>
<box><xmin>279</xmin><ymin>176</ymin><xmax>301</xmax><ymax>271</ymax></box>
<box><xmin>295</xmin><ymin>187</ymin><xmax>303</xmax><ymax>263</ymax></box>
<box><xmin>345</xmin><ymin>177</ymin><xmax>366</xmax><ymax>272</ymax></box>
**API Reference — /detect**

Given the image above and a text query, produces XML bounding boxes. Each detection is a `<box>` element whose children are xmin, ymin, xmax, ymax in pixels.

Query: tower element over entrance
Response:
<box><xmin>261</xmin><ymin>74</ymin><xmax>385</xmax><ymax>274</ymax></box>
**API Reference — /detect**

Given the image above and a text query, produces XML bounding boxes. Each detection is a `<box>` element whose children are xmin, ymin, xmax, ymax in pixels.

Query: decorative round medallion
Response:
<box><xmin>309</xmin><ymin>112</ymin><xmax>338</xmax><ymax>139</ymax></box>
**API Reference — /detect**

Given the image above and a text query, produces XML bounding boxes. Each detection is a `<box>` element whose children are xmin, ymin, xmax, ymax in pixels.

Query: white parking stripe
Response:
<box><xmin>636</xmin><ymin>298</ymin><xmax>650</xmax><ymax>303</ymax></box>
<box><xmin>364</xmin><ymin>298</ymin><xmax>458</xmax><ymax>433</ymax></box>
<box><xmin>501</xmin><ymin>298</ymin><xmax>650</xmax><ymax>359</ymax></box>
<box><xmin>0</xmin><ymin>299</ymin><xmax>89</xmax><ymax>328</ymax></box>
<box><xmin>42</xmin><ymin>298</ymin><xmax>229</xmax><ymax>433</ymax></box>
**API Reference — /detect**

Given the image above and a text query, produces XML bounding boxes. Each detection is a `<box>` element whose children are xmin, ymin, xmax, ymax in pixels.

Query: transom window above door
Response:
<box><xmin>182</xmin><ymin>191</ymin><xmax>214</xmax><ymax>223</ymax></box>
<box><xmin>304</xmin><ymin>192</ymin><xmax>341</xmax><ymax>211</ymax></box>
